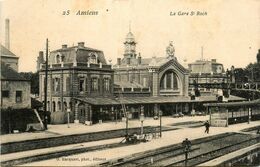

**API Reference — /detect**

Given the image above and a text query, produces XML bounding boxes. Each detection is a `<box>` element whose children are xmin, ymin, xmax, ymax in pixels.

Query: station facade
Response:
<box><xmin>70</xmin><ymin>31</ymin><xmax>244</xmax><ymax>125</ymax></box>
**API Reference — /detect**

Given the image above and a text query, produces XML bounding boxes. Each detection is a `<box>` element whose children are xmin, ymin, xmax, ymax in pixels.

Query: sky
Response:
<box><xmin>0</xmin><ymin>0</ymin><xmax>259</xmax><ymax>72</ymax></box>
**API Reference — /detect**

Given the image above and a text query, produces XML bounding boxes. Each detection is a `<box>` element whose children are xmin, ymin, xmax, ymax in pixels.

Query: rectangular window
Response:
<box><xmin>2</xmin><ymin>90</ymin><xmax>9</xmax><ymax>98</ymax></box>
<box><xmin>63</xmin><ymin>77</ymin><xmax>67</xmax><ymax>92</ymax></box>
<box><xmin>79</xmin><ymin>78</ymin><xmax>85</xmax><ymax>92</ymax></box>
<box><xmin>66</xmin><ymin>77</ymin><xmax>70</xmax><ymax>92</ymax></box>
<box><xmin>16</xmin><ymin>91</ymin><xmax>22</xmax><ymax>103</ymax></box>
<box><xmin>85</xmin><ymin>78</ymin><xmax>88</xmax><ymax>92</ymax></box>
<box><xmin>91</xmin><ymin>78</ymin><xmax>98</xmax><ymax>91</ymax></box>
<box><xmin>104</xmin><ymin>78</ymin><xmax>110</xmax><ymax>92</ymax></box>
<box><xmin>143</xmin><ymin>78</ymin><xmax>147</xmax><ymax>87</ymax></box>
<box><xmin>55</xmin><ymin>78</ymin><xmax>60</xmax><ymax>92</ymax></box>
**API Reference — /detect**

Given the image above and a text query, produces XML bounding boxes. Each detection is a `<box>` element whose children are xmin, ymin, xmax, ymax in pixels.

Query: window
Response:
<box><xmin>91</xmin><ymin>78</ymin><xmax>99</xmax><ymax>91</ymax></box>
<box><xmin>166</xmin><ymin>73</ymin><xmax>171</xmax><ymax>89</ymax></box>
<box><xmin>16</xmin><ymin>91</ymin><xmax>22</xmax><ymax>103</ymax></box>
<box><xmin>143</xmin><ymin>78</ymin><xmax>147</xmax><ymax>87</ymax></box>
<box><xmin>2</xmin><ymin>90</ymin><xmax>9</xmax><ymax>98</ymax></box>
<box><xmin>79</xmin><ymin>78</ymin><xmax>85</xmax><ymax>92</ymax></box>
<box><xmin>52</xmin><ymin>101</ymin><xmax>56</xmax><ymax>112</ymax></box>
<box><xmin>56</xmin><ymin>55</ymin><xmax>60</xmax><ymax>63</ymax></box>
<box><xmin>89</xmin><ymin>53</ymin><xmax>97</xmax><ymax>64</ymax></box>
<box><xmin>104</xmin><ymin>78</ymin><xmax>110</xmax><ymax>92</ymax></box>
<box><xmin>61</xmin><ymin>55</ymin><xmax>65</xmax><ymax>62</ymax></box>
<box><xmin>58</xmin><ymin>101</ymin><xmax>61</xmax><ymax>111</ymax></box>
<box><xmin>54</xmin><ymin>78</ymin><xmax>60</xmax><ymax>92</ymax></box>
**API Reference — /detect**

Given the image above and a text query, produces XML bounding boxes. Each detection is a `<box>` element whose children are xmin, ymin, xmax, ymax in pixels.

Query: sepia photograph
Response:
<box><xmin>0</xmin><ymin>0</ymin><xmax>260</xmax><ymax>166</ymax></box>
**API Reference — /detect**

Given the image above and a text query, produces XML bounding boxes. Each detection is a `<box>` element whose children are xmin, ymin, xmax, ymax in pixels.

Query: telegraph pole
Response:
<box><xmin>44</xmin><ymin>38</ymin><xmax>49</xmax><ymax>130</ymax></box>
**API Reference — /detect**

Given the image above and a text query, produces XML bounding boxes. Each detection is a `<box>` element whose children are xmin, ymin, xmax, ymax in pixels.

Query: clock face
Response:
<box><xmin>216</xmin><ymin>65</ymin><xmax>222</xmax><ymax>73</ymax></box>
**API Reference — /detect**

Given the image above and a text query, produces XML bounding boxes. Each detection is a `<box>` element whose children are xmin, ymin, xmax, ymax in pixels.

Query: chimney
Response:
<box><xmin>78</xmin><ymin>42</ymin><xmax>85</xmax><ymax>47</ymax></box>
<box><xmin>127</xmin><ymin>58</ymin><xmax>131</xmax><ymax>65</ymax></box>
<box><xmin>5</xmin><ymin>19</ymin><xmax>10</xmax><ymax>49</ymax></box>
<box><xmin>62</xmin><ymin>44</ymin><xmax>67</xmax><ymax>49</ymax></box>
<box><xmin>117</xmin><ymin>58</ymin><xmax>121</xmax><ymax>65</ymax></box>
<box><xmin>37</xmin><ymin>51</ymin><xmax>44</xmax><ymax>71</ymax></box>
<box><xmin>138</xmin><ymin>53</ymin><xmax>142</xmax><ymax>65</ymax></box>
<box><xmin>39</xmin><ymin>51</ymin><xmax>44</xmax><ymax>60</ymax></box>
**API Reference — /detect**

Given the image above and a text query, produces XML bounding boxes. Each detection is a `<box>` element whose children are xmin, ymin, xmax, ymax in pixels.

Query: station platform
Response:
<box><xmin>14</xmin><ymin>120</ymin><xmax>260</xmax><ymax>166</ymax></box>
<box><xmin>1</xmin><ymin>115</ymin><xmax>208</xmax><ymax>144</ymax></box>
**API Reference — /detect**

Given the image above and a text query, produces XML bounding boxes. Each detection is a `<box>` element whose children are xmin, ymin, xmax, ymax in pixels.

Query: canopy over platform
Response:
<box><xmin>203</xmin><ymin>99</ymin><xmax>260</xmax><ymax>107</ymax></box>
<box><xmin>74</xmin><ymin>95</ymin><xmax>245</xmax><ymax>106</ymax></box>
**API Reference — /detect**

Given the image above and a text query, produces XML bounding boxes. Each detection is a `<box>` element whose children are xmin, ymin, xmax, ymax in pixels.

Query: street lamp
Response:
<box><xmin>67</xmin><ymin>108</ymin><xmax>71</xmax><ymax>128</ymax></box>
<box><xmin>125</xmin><ymin>110</ymin><xmax>129</xmax><ymax>136</ymax></box>
<box><xmin>159</xmin><ymin>110</ymin><xmax>162</xmax><ymax>138</ymax></box>
<box><xmin>140</xmin><ymin>106</ymin><xmax>145</xmax><ymax>135</ymax></box>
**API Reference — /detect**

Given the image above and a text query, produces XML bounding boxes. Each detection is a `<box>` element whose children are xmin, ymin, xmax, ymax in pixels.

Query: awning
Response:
<box><xmin>203</xmin><ymin>99</ymin><xmax>260</xmax><ymax>107</ymax></box>
<box><xmin>73</xmin><ymin>95</ymin><xmax>245</xmax><ymax>106</ymax></box>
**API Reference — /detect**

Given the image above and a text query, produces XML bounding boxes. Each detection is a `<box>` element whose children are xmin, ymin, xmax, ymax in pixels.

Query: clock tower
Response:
<box><xmin>124</xmin><ymin>29</ymin><xmax>137</xmax><ymax>59</ymax></box>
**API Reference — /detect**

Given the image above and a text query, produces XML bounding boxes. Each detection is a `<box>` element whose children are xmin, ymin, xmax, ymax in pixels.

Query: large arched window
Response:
<box><xmin>160</xmin><ymin>70</ymin><xmax>179</xmax><ymax>90</ymax></box>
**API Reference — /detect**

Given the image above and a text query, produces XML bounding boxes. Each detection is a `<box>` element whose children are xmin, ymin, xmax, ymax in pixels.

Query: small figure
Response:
<box><xmin>204</xmin><ymin>120</ymin><xmax>210</xmax><ymax>134</ymax></box>
<box><xmin>182</xmin><ymin>138</ymin><xmax>192</xmax><ymax>151</ymax></box>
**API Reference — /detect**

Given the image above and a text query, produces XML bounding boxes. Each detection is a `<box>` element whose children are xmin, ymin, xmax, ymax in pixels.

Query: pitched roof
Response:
<box><xmin>0</xmin><ymin>44</ymin><xmax>17</xmax><ymax>57</ymax></box>
<box><xmin>1</xmin><ymin>62</ymin><xmax>28</xmax><ymax>81</ymax></box>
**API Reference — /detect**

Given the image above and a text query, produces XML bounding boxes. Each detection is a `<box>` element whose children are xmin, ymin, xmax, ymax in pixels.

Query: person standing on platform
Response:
<box><xmin>204</xmin><ymin>120</ymin><xmax>210</xmax><ymax>134</ymax></box>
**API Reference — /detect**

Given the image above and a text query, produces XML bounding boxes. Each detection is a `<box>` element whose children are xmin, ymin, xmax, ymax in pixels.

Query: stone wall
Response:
<box><xmin>1</xmin><ymin>80</ymin><xmax>31</xmax><ymax>109</ymax></box>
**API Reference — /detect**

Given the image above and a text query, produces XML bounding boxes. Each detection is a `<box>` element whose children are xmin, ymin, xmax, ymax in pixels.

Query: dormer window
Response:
<box><xmin>56</xmin><ymin>53</ymin><xmax>63</xmax><ymax>64</ymax></box>
<box><xmin>56</xmin><ymin>55</ymin><xmax>60</xmax><ymax>63</ymax></box>
<box><xmin>61</xmin><ymin>55</ymin><xmax>65</xmax><ymax>62</ymax></box>
<box><xmin>89</xmin><ymin>52</ymin><xmax>98</xmax><ymax>64</ymax></box>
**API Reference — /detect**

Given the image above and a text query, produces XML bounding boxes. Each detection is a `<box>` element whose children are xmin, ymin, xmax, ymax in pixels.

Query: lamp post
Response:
<box><xmin>140</xmin><ymin>105</ymin><xmax>145</xmax><ymax>135</ymax></box>
<box><xmin>43</xmin><ymin>38</ymin><xmax>49</xmax><ymax>130</ymax></box>
<box><xmin>159</xmin><ymin>110</ymin><xmax>162</xmax><ymax>138</ymax></box>
<box><xmin>67</xmin><ymin>108</ymin><xmax>71</xmax><ymax>128</ymax></box>
<box><xmin>126</xmin><ymin>111</ymin><xmax>129</xmax><ymax>136</ymax></box>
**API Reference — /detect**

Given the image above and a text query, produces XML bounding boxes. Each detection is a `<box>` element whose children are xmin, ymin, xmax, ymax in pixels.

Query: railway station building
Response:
<box><xmin>38</xmin><ymin>31</ymin><xmax>245</xmax><ymax>125</ymax></box>
<box><xmin>71</xmin><ymin>31</ymin><xmax>244</xmax><ymax>125</ymax></box>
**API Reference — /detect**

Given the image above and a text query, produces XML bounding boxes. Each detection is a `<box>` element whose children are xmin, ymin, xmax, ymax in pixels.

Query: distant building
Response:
<box><xmin>38</xmin><ymin>42</ymin><xmax>114</xmax><ymax>124</ymax></box>
<box><xmin>188</xmin><ymin>59</ymin><xmax>229</xmax><ymax>97</ymax></box>
<box><xmin>1</xmin><ymin>62</ymin><xmax>31</xmax><ymax>109</ymax></box>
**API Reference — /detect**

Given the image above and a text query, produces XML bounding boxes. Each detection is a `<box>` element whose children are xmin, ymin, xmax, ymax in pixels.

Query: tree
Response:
<box><xmin>244</xmin><ymin>63</ymin><xmax>260</xmax><ymax>82</ymax></box>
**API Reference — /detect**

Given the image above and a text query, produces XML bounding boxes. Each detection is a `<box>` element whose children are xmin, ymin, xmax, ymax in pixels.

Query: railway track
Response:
<box><xmin>99</xmin><ymin>132</ymin><xmax>260</xmax><ymax>167</ymax></box>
